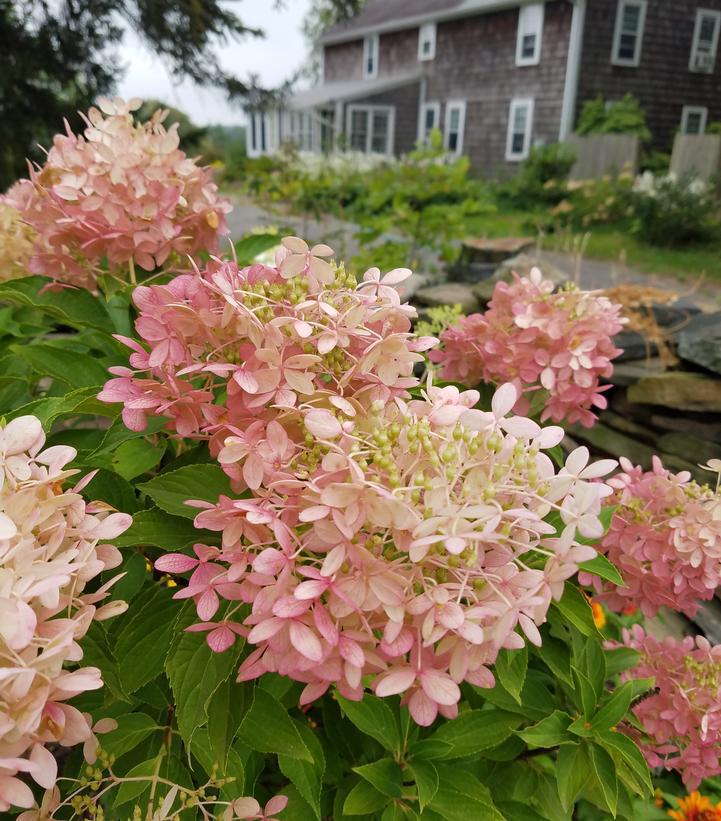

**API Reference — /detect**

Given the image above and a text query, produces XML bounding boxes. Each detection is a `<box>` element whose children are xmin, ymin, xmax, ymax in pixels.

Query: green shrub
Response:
<box><xmin>498</xmin><ymin>142</ymin><xmax>576</xmax><ymax>208</ymax></box>
<box><xmin>577</xmin><ymin>94</ymin><xmax>651</xmax><ymax>141</ymax></box>
<box><xmin>631</xmin><ymin>175</ymin><xmax>717</xmax><ymax>246</ymax></box>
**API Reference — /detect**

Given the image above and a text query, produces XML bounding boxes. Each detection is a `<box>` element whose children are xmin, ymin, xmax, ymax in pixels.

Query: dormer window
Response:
<box><xmin>516</xmin><ymin>3</ymin><xmax>544</xmax><ymax>66</ymax></box>
<box><xmin>418</xmin><ymin>22</ymin><xmax>436</xmax><ymax>61</ymax></box>
<box><xmin>363</xmin><ymin>34</ymin><xmax>379</xmax><ymax>79</ymax></box>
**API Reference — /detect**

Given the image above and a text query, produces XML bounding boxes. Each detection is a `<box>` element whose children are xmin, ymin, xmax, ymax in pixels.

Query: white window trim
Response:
<box><xmin>516</xmin><ymin>3</ymin><xmax>544</xmax><ymax>67</ymax></box>
<box><xmin>363</xmin><ymin>34</ymin><xmax>379</xmax><ymax>79</ymax></box>
<box><xmin>681</xmin><ymin>105</ymin><xmax>708</xmax><ymax>135</ymax></box>
<box><xmin>690</xmin><ymin>8</ymin><xmax>721</xmax><ymax>73</ymax></box>
<box><xmin>443</xmin><ymin>100</ymin><xmax>466</xmax><ymax>156</ymax></box>
<box><xmin>346</xmin><ymin>104</ymin><xmax>395</xmax><ymax>154</ymax></box>
<box><xmin>611</xmin><ymin>0</ymin><xmax>647</xmax><ymax>67</ymax></box>
<box><xmin>506</xmin><ymin>97</ymin><xmax>535</xmax><ymax>161</ymax></box>
<box><xmin>418</xmin><ymin>22</ymin><xmax>437</xmax><ymax>61</ymax></box>
<box><xmin>418</xmin><ymin>101</ymin><xmax>441</xmax><ymax>143</ymax></box>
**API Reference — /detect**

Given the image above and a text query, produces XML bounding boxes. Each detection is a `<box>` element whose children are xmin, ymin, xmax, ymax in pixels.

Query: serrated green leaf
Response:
<box><xmin>165</xmin><ymin>613</ymin><xmax>243</xmax><ymax>747</ymax></box>
<box><xmin>191</xmin><ymin>728</ymin><xmax>246</xmax><ymax>799</ymax></box>
<box><xmin>429</xmin><ymin>709</ymin><xmax>521</xmax><ymax>759</ymax></box>
<box><xmin>589</xmin><ymin>681</ymin><xmax>635</xmax><ymax>732</ymax></box>
<box><xmin>112</xmin><ymin>757</ymin><xmax>157</xmax><ymax>807</ymax></box>
<box><xmin>589</xmin><ymin>742</ymin><xmax>618</xmax><ymax>816</ymax></box>
<box><xmin>12</xmin><ymin>342</ymin><xmax>110</xmax><ymax>387</ymax></box>
<box><xmin>430</xmin><ymin>765</ymin><xmax>503</xmax><ymax>821</ymax></box>
<box><xmin>207</xmin><ymin>677</ymin><xmax>248</xmax><ymax>769</ymax></box>
<box><xmin>535</xmin><ymin>632</ymin><xmax>572</xmax><ymax>685</ymax></box>
<box><xmin>6</xmin><ymin>385</ymin><xmax>117</xmax><ymax>427</ymax></box>
<box><xmin>114</xmin><ymin>508</ymin><xmax>217</xmax><ymax>550</ymax></box>
<box><xmin>494</xmin><ymin>646</ymin><xmax>528</xmax><ymax>704</ymax></box>
<box><xmin>113</xmin><ymin>584</ymin><xmax>179</xmax><ymax>694</ymax></box>
<box><xmin>353</xmin><ymin>758</ymin><xmax>402</xmax><ymax>798</ymax></box>
<box><xmin>407</xmin><ymin>739</ymin><xmax>453</xmax><ymax>761</ymax></box>
<box><xmin>408</xmin><ymin>760</ymin><xmax>438</xmax><ymax>811</ymax></box>
<box><xmin>556</xmin><ymin>742</ymin><xmax>590</xmax><ymax>811</ymax></box>
<box><xmin>138</xmin><ymin>464</ymin><xmax>234</xmax><ymax>518</ymax></box>
<box><xmin>517</xmin><ymin>710</ymin><xmax>573</xmax><ymax>748</ymax></box>
<box><xmin>237</xmin><ymin>687</ymin><xmax>313</xmax><ymax>762</ymax></box>
<box><xmin>234</xmin><ymin>232</ymin><xmax>281</xmax><ymax>264</ymax></box>
<box><xmin>578</xmin><ymin>554</ymin><xmax>624</xmax><ymax>586</ymax></box>
<box><xmin>0</xmin><ymin>276</ymin><xmax>114</xmax><ymax>332</ymax></box>
<box><xmin>89</xmin><ymin>436</ymin><xmax>166</xmax><ymax>481</ymax></box>
<box><xmin>605</xmin><ymin>647</ymin><xmax>641</xmax><ymax>678</ymax></box>
<box><xmin>80</xmin><ymin>622</ymin><xmax>127</xmax><ymax>702</ymax></box>
<box><xmin>279</xmin><ymin>721</ymin><xmax>326</xmax><ymax>819</ymax></box>
<box><xmin>598</xmin><ymin>730</ymin><xmax>652</xmax><ymax>797</ymax></box>
<box><xmin>573</xmin><ymin>668</ymin><xmax>598</xmax><ymax>720</ymax></box>
<box><xmin>336</xmin><ymin>694</ymin><xmax>401</xmax><ymax>752</ymax></box>
<box><xmin>343</xmin><ymin>778</ymin><xmax>389</xmax><ymax>815</ymax></box>
<box><xmin>100</xmin><ymin>713</ymin><xmax>160</xmax><ymax>759</ymax></box>
<box><xmin>553</xmin><ymin>584</ymin><xmax>600</xmax><ymax>637</ymax></box>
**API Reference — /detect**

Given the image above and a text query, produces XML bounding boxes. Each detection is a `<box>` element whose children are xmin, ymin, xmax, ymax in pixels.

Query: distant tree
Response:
<box><xmin>0</xmin><ymin>0</ymin><xmax>266</xmax><ymax>188</ymax></box>
<box><xmin>301</xmin><ymin>0</ymin><xmax>366</xmax><ymax>81</ymax></box>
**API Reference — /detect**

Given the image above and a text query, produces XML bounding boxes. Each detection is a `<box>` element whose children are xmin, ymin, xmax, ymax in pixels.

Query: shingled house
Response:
<box><xmin>246</xmin><ymin>0</ymin><xmax>721</xmax><ymax>175</ymax></box>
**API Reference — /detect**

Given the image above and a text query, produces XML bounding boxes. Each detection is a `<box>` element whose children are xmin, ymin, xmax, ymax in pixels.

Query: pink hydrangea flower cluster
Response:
<box><xmin>620</xmin><ymin>625</ymin><xmax>721</xmax><ymax>789</ymax></box>
<box><xmin>430</xmin><ymin>269</ymin><xmax>625</xmax><ymax>427</ymax></box>
<box><xmin>99</xmin><ymin>237</ymin><xmax>435</xmax><ymax>461</ymax></box>
<box><xmin>0</xmin><ymin>415</ymin><xmax>132</xmax><ymax>812</ymax></box>
<box><xmin>580</xmin><ymin>456</ymin><xmax>721</xmax><ymax>618</ymax></box>
<box><xmin>133</xmin><ymin>246</ymin><xmax>616</xmax><ymax>727</ymax></box>
<box><xmin>9</xmin><ymin>97</ymin><xmax>231</xmax><ymax>289</ymax></box>
<box><xmin>0</xmin><ymin>185</ymin><xmax>36</xmax><ymax>281</ymax></box>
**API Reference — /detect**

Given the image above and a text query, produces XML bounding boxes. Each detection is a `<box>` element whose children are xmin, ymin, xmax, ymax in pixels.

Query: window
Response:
<box><xmin>611</xmin><ymin>0</ymin><xmax>647</xmax><ymax>66</ymax></box>
<box><xmin>681</xmin><ymin>105</ymin><xmax>708</xmax><ymax>135</ymax></box>
<box><xmin>247</xmin><ymin>112</ymin><xmax>267</xmax><ymax>157</ymax></box>
<box><xmin>516</xmin><ymin>3</ymin><xmax>544</xmax><ymax>66</ymax></box>
<box><xmin>418</xmin><ymin>22</ymin><xmax>437</xmax><ymax>61</ymax></box>
<box><xmin>346</xmin><ymin>105</ymin><xmax>394</xmax><ymax>154</ymax></box>
<box><xmin>289</xmin><ymin>112</ymin><xmax>315</xmax><ymax>151</ymax></box>
<box><xmin>363</xmin><ymin>34</ymin><xmax>379</xmax><ymax>78</ymax></box>
<box><xmin>506</xmin><ymin>98</ymin><xmax>534</xmax><ymax>161</ymax></box>
<box><xmin>444</xmin><ymin>100</ymin><xmax>466</xmax><ymax>156</ymax></box>
<box><xmin>690</xmin><ymin>9</ymin><xmax>721</xmax><ymax>73</ymax></box>
<box><xmin>418</xmin><ymin>102</ymin><xmax>440</xmax><ymax>143</ymax></box>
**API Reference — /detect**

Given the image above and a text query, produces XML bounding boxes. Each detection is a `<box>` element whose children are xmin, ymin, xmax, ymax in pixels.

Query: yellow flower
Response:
<box><xmin>668</xmin><ymin>791</ymin><xmax>721</xmax><ymax>821</ymax></box>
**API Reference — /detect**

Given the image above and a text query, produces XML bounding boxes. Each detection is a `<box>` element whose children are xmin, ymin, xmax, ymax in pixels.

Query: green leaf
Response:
<box><xmin>112</xmin><ymin>757</ymin><xmax>158</xmax><ymax>807</ymax></box>
<box><xmin>81</xmin><ymin>468</ymin><xmax>138</xmax><ymax>513</ymax></box>
<box><xmin>428</xmin><ymin>709</ymin><xmax>521</xmax><ymax>759</ymax></box>
<box><xmin>191</xmin><ymin>729</ymin><xmax>246</xmax><ymax>799</ymax></box>
<box><xmin>343</xmin><ymin>778</ymin><xmax>389</xmax><ymax>815</ymax></box>
<box><xmin>100</xmin><ymin>713</ymin><xmax>160</xmax><ymax>759</ymax></box>
<box><xmin>589</xmin><ymin>681</ymin><xmax>635</xmax><ymax>732</ymax></box>
<box><xmin>535</xmin><ymin>632</ymin><xmax>572</xmax><ymax>685</ymax></box>
<box><xmin>407</xmin><ymin>739</ymin><xmax>453</xmax><ymax>761</ymax></box>
<box><xmin>517</xmin><ymin>710</ymin><xmax>573</xmax><ymax>748</ymax></box>
<box><xmin>237</xmin><ymin>687</ymin><xmax>313</xmax><ymax>762</ymax></box>
<box><xmin>278</xmin><ymin>784</ymin><xmax>319</xmax><ymax>821</ymax></box>
<box><xmin>353</xmin><ymin>759</ymin><xmax>402</xmax><ymax>799</ymax></box>
<box><xmin>207</xmin><ymin>677</ymin><xmax>248</xmax><ymax>769</ymax></box>
<box><xmin>573</xmin><ymin>669</ymin><xmax>598</xmax><ymax>721</ymax></box>
<box><xmin>110</xmin><ymin>552</ymin><xmax>148</xmax><ymax>603</ymax></box>
<box><xmin>578</xmin><ymin>554</ymin><xmax>624</xmax><ymax>586</ymax></box>
<box><xmin>113</xmin><ymin>584</ymin><xmax>180</xmax><ymax>694</ymax></box>
<box><xmin>92</xmin><ymin>415</ymin><xmax>168</xmax><ymax>455</ymax></box>
<box><xmin>605</xmin><ymin>647</ymin><xmax>642</xmax><ymax>678</ymax></box>
<box><xmin>589</xmin><ymin>742</ymin><xmax>618</xmax><ymax>817</ymax></box>
<box><xmin>494</xmin><ymin>646</ymin><xmax>527</xmax><ymax>704</ymax></box>
<box><xmin>556</xmin><ymin>743</ymin><xmax>590</xmax><ymax>811</ymax></box>
<box><xmin>12</xmin><ymin>343</ymin><xmax>110</xmax><ymax>387</ymax></box>
<box><xmin>0</xmin><ymin>276</ymin><xmax>114</xmax><ymax>332</ymax></box>
<box><xmin>7</xmin><ymin>385</ymin><xmax>116</xmax><ymax>427</ymax></box>
<box><xmin>234</xmin><ymin>232</ymin><xmax>281</xmax><ymax>264</ymax></box>
<box><xmin>495</xmin><ymin>802</ymin><xmax>547</xmax><ymax>821</ymax></box>
<box><xmin>165</xmin><ymin>613</ymin><xmax>243</xmax><ymax>747</ymax></box>
<box><xmin>597</xmin><ymin>730</ymin><xmax>652</xmax><ymax>797</ymax></box>
<box><xmin>430</xmin><ymin>766</ymin><xmax>504</xmax><ymax>821</ymax></box>
<box><xmin>408</xmin><ymin>760</ymin><xmax>438</xmax><ymax>811</ymax></box>
<box><xmin>581</xmin><ymin>638</ymin><xmax>607</xmax><ymax>702</ymax></box>
<box><xmin>138</xmin><ymin>464</ymin><xmax>234</xmax><ymax>519</ymax></box>
<box><xmin>89</xmin><ymin>436</ymin><xmax>166</xmax><ymax>481</ymax></box>
<box><xmin>552</xmin><ymin>583</ymin><xmax>600</xmax><ymax>637</ymax></box>
<box><xmin>114</xmin><ymin>508</ymin><xmax>217</xmax><ymax>550</ymax></box>
<box><xmin>80</xmin><ymin>622</ymin><xmax>127</xmax><ymax>702</ymax></box>
<box><xmin>336</xmin><ymin>694</ymin><xmax>401</xmax><ymax>752</ymax></box>
<box><xmin>279</xmin><ymin>721</ymin><xmax>326</xmax><ymax>819</ymax></box>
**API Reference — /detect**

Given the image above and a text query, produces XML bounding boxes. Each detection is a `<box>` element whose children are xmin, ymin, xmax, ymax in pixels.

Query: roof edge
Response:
<box><xmin>319</xmin><ymin>0</ymin><xmax>529</xmax><ymax>45</ymax></box>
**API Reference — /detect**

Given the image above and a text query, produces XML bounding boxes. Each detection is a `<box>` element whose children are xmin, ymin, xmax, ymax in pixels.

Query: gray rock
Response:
<box><xmin>678</xmin><ymin>312</ymin><xmax>721</xmax><ymax>376</ymax></box>
<box><xmin>651</xmin><ymin>299</ymin><xmax>701</xmax><ymax>328</ymax></box>
<box><xmin>608</xmin><ymin>358</ymin><xmax>666</xmax><ymax>386</ymax></box>
<box><xmin>658</xmin><ymin>432</ymin><xmax>721</xmax><ymax>468</ymax></box>
<box><xmin>414</xmin><ymin>283</ymin><xmax>480</xmax><ymax>314</ymax></box>
<box><xmin>628</xmin><ymin>372</ymin><xmax>721</xmax><ymax>413</ymax></box>
<box><xmin>614</xmin><ymin>330</ymin><xmax>659</xmax><ymax>362</ymax></box>
<box><xmin>461</xmin><ymin>236</ymin><xmax>535</xmax><ymax>264</ymax></box>
<box><xmin>650</xmin><ymin>412</ymin><xmax>721</xmax><ymax>444</ymax></box>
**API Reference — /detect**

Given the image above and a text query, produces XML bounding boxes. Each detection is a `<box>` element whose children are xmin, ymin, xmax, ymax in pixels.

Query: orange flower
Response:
<box><xmin>591</xmin><ymin>600</ymin><xmax>606</xmax><ymax>629</ymax></box>
<box><xmin>668</xmin><ymin>791</ymin><xmax>721</xmax><ymax>821</ymax></box>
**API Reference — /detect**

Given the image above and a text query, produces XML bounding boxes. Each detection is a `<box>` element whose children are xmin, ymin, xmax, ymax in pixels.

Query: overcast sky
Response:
<box><xmin>116</xmin><ymin>0</ymin><xmax>313</xmax><ymax>126</ymax></box>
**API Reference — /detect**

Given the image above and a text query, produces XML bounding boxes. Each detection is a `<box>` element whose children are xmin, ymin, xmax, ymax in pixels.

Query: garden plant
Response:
<box><xmin>1</xmin><ymin>99</ymin><xmax>721</xmax><ymax>821</ymax></box>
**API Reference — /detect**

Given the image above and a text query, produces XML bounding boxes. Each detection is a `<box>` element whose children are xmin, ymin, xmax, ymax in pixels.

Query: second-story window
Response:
<box><xmin>611</xmin><ymin>0</ymin><xmax>647</xmax><ymax>66</ymax></box>
<box><xmin>363</xmin><ymin>34</ymin><xmax>379</xmax><ymax>79</ymax></box>
<box><xmin>418</xmin><ymin>22</ymin><xmax>437</xmax><ymax>61</ymax></box>
<box><xmin>690</xmin><ymin>9</ymin><xmax>721</xmax><ymax>73</ymax></box>
<box><xmin>516</xmin><ymin>3</ymin><xmax>544</xmax><ymax>66</ymax></box>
